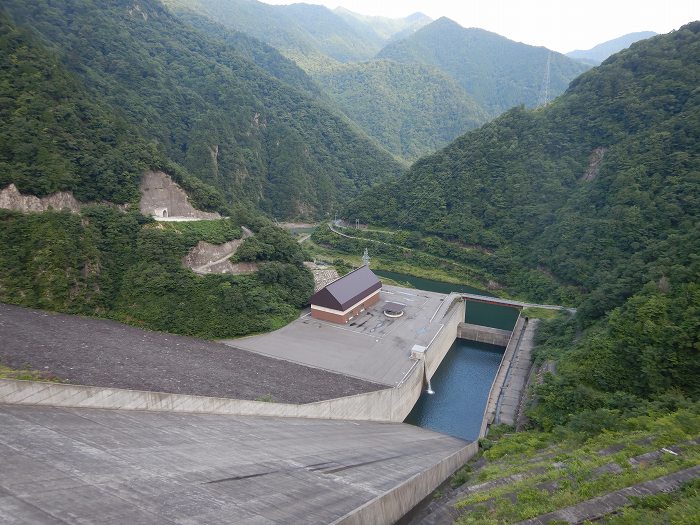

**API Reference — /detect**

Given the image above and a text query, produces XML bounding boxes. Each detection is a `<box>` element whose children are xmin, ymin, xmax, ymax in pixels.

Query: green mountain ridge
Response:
<box><xmin>315</xmin><ymin>59</ymin><xmax>488</xmax><ymax>160</ymax></box>
<box><xmin>333</xmin><ymin>7</ymin><xmax>431</xmax><ymax>43</ymax></box>
<box><xmin>0</xmin><ymin>9</ymin><xmax>318</xmax><ymax>338</ymax></box>
<box><xmin>166</xmin><ymin>1</ymin><xmax>492</xmax><ymax>160</ymax></box>
<box><xmin>163</xmin><ymin>0</ymin><xmax>426</xmax><ymax>72</ymax></box>
<box><xmin>3</xmin><ymin>0</ymin><xmax>404</xmax><ymax>219</ymax></box>
<box><xmin>378</xmin><ymin>16</ymin><xmax>591</xmax><ymax>116</ymax></box>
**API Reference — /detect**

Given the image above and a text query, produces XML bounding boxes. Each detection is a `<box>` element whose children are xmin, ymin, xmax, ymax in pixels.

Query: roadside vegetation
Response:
<box><xmin>310</xmin><ymin>224</ymin><xmax>517</xmax><ymax>295</ymax></box>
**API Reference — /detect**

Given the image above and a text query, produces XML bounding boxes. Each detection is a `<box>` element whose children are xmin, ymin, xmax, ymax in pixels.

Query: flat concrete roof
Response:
<box><xmin>0</xmin><ymin>404</ymin><xmax>467</xmax><ymax>524</ymax></box>
<box><xmin>0</xmin><ymin>303</ymin><xmax>384</xmax><ymax>403</ymax></box>
<box><xmin>224</xmin><ymin>285</ymin><xmax>453</xmax><ymax>386</ymax></box>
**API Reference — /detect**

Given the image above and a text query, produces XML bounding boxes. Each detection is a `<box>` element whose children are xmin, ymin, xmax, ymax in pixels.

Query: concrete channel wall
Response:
<box><xmin>334</xmin><ymin>441</ymin><xmax>479</xmax><ymax>525</ymax></box>
<box><xmin>479</xmin><ymin>314</ymin><xmax>526</xmax><ymax>438</ymax></box>
<box><xmin>425</xmin><ymin>296</ymin><xmax>466</xmax><ymax>380</ymax></box>
<box><xmin>457</xmin><ymin>322</ymin><xmax>511</xmax><ymax>346</ymax></box>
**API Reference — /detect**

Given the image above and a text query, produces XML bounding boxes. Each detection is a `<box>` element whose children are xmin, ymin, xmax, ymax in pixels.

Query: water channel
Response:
<box><xmin>374</xmin><ymin>270</ymin><xmax>519</xmax><ymax>442</ymax></box>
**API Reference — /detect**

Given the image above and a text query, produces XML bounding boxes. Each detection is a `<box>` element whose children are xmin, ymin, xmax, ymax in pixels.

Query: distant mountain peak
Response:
<box><xmin>432</xmin><ymin>16</ymin><xmax>461</xmax><ymax>27</ymax></box>
<box><xmin>566</xmin><ymin>31</ymin><xmax>657</xmax><ymax>65</ymax></box>
<box><xmin>405</xmin><ymin>12</ymin><xmax>431</xmax><ymax>22</ymax></box>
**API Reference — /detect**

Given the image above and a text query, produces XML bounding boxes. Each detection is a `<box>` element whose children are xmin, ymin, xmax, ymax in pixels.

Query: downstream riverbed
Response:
<box><xmin>374</xmin><ymin>270</ymin><xmax>518</xmax><ymax>441</ymax></box>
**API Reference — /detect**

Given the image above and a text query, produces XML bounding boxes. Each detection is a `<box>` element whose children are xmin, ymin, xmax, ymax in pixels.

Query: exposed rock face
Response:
<box><xmin>582</xmin><ymin>147</ymin><xmax>607</xmax><ymax>182</ymax></box>
<box><xmin>183</xmin><ymin>226</ymin><xmax>256</xmax><ymax>275</ymax></box>
<box><xmin>0</xmin><ymin>184</ymin><xmax>82</xmax><ymax>213</ymax></box>
<box><xmin>139</xmin><ymin>171</ymin><xmax>220</xmax><ymax>219</ymax></box>
<box><xmin>183</xmin><ymin>240</ymin><xmax>245</xmax><ymax>270</ymax></box>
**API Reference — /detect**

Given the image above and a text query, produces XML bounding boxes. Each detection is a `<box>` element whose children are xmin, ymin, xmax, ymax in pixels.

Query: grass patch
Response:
<box><xmin>0</xmin><ymin>362</ymin><xmax>64</xmax><ymax>382</ymax></box>
<box><xmin>450</xmin><ymin>406</ymin><xmax>700</xmax><ymax>524</ymax></box>
<box><xmin>522</xmin><ymin>307</ymin><xmax>566</xmax><ymax>320</ymax></box>
<box><xmin>600</xmin><ymin>479</ymin><xmax>700</xmax><ymax>524</ymax></box>
<box><xmin>303</xmin><ymin>238</ymin><xmax>493</xmax><ymax>293</ymax></box>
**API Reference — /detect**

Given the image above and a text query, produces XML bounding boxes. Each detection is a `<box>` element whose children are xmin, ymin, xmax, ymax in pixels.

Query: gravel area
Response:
<box><xmin>0</xmin><ymin>303</ymin><xmax>384</xmax><ymax>403</ymax></box>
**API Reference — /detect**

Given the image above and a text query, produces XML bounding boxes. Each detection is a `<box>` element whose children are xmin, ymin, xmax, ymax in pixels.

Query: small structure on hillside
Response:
<box><xmin>362</xmin><ymin>248</ymin><xmax>371</xmax><ymax>267</ymax></box>
<box><xmin>310</xmin><ymin>265</ymin><xmax>382</xmax><ymax>324</ymax></box>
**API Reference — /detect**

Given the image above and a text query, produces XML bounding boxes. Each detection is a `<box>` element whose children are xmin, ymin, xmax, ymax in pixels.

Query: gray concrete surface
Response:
<box><xmin>495</xmin><ymin>319</ymin><xmax>539</xmax><ymax>426</ymax></box>
<box><xmin>225</xmin><ymin>286</ymin><xmax>451</xmax><ymax>386</ymax></box>
<box><xmin>479</xmin><ymin>315</ymin><xmax>524</xmax><ymax>437</ymax></box>
<box><xmin>0</xmin><ymin>303</ymin><xmax>383</xmax><ymax>403</ymax></box>
<box><xmin>0</xmin><ymin>404</ymin><xmax>469</xmax><ymax>525</ymax></box>
<box><xmin>457</xmin><ymin>323</ymin><xmax>511</xmax><ymax>346</ymax></box>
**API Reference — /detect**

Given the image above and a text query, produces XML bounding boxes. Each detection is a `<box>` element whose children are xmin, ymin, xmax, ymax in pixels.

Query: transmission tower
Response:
<box><xmin>362</xmin><ymin>248</ymin><xmax>370</xmax><ymax>267</ymax></box>
<box><xmin>538</xmin><ymin>51</ymin><xmax>552</xmax><ymax>107</ymax></box>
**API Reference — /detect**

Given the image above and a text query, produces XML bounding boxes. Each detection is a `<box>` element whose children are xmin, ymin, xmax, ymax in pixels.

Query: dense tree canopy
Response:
<box><xmin>0</xmin><ymin>208</ymin><xmax>313</xmax><ymax>338</ymax></box>
<box><xmin>316</xmin><ymin>59</ymin><xmax>487</xmax><ymax>160</ymax></box>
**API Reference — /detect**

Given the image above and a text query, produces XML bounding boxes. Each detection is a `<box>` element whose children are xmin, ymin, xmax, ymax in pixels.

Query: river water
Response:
<box><xmin>374</xmin><ymin>270</ymin><xmax>518</xmax><ymax>442</ymax></box>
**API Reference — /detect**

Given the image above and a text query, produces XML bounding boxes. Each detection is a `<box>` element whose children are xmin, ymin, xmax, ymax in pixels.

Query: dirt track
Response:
<box><xmin>0</xmin><ymin>303</ymin><xmax>383</xmax><ymax>403</ymax></box>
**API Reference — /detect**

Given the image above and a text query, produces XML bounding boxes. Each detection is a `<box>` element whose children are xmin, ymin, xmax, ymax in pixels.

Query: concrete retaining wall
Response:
<box><xmin>457</xmin><ymin>323</ymin><xmax>511</xmax><ymax>346</ymax></box>
<box><xmin>479</xmin><ymin>314</ymin><xmax>525</xmax><ymax>437</ymax></box>
<box><xmin>425</xmin><ymin>295</ymin><xmax>466</xmax><ymax>380</ymax></box>
<box><xmin>334</xmin><ymin>441</ymin><xmax>479</xmax><ymax>525</ymax></box>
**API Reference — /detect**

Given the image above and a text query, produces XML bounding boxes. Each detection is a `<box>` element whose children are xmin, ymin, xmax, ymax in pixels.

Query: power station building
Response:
<box><xmin>309</xmin><ymin>265</ymin><xmax>382</xmax><ymax>324</ymax></box>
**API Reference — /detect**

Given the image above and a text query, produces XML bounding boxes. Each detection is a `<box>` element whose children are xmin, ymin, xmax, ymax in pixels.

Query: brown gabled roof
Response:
<box><xmin>310</xmin><ymin>265</ymin><xmax>381</xmax><ymax>311</ymax></box>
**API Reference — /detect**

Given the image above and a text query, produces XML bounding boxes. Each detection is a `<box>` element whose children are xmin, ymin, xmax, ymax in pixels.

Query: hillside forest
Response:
<box><xmin>338</xmin><ymin>23</ymin><xmax>700</xmax><ymax>433</ymax></box>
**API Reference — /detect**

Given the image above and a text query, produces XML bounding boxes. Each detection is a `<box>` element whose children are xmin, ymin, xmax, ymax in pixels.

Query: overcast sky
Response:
<box><xmin>262</xmin><ymin>0</ymin><xmax>699</xmax><ymax>53</ymax></box>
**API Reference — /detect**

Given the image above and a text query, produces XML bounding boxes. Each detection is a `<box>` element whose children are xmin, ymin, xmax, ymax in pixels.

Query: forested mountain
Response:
<box><xmin>170</xmin><ymin>8</ymin><xmax>323</xmax><ymax>98</ymax></box>
<box><xmin>567</xmin><ymin>30</ymin><xmax>657</xmax><ymax>65</ymax></box>
<box><xmin>0</xmin><ymin>13</ymin><xmax>154</xmax><ymax>206</ymax></box>
<box><xmin>333</xmin><ymin>8</ymin><xmax>431</xmax><ymax>43</ymax></box>
<box><xmin>378</xmin><ymin>17</ymin><xmax>591</xmax><ymax>116</ymax></box>
<box><xmin>345</xmin><ymin>24</ymin><xmax>700</xmax><ymax>416</ymax></box>
<box><xmin>0</xmin><ymin>10</ymin><xmax>315</xmax><ymax>337</ymax></box>
<box><xmin>315</xmin><ymin>60</ymin><xmax>487</xmax><ymax>159</ymax></box>
<box><xmin>163</xmin><ymin>0</ymin><xmax>426</xmax><ymax>72</ymax></box>
<box><xmin>2</xmin><ymin>0</ymin><xmax>404</xmax><ymax>219</ymax></box>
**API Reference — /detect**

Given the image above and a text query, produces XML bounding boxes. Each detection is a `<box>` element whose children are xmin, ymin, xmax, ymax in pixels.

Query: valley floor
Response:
<box><xmin>0</xmin><ymin>303</ymin><xmax>383</xmax><ymax>403</ymax></box>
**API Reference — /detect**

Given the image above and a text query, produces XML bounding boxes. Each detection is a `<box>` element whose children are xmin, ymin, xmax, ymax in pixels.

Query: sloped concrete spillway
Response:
<box><xmin>0</xmin><ymin>404</ymin><xmax>470</xmax><ymax>525</ymax></box>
